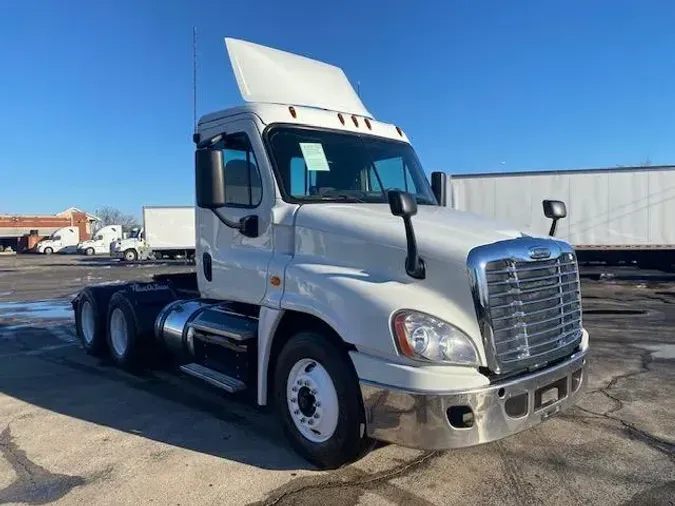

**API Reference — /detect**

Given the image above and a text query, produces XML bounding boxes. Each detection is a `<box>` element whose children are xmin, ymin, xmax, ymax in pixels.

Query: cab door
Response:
<box><xmin>196</xmin><ymin>118</ymin><xmax>275</xmax><ymax>304</ymax></box>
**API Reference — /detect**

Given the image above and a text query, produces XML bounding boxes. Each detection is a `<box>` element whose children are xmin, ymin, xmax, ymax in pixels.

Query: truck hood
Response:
<box><xmin>294</xmin><ymin>204</ymin><xmax>532</xmax><ymax>264</ymax></box>
<box><xmin>112</xmin><ymin>238</ymin><xmax>141</xmax><ymax>249</ymax></box>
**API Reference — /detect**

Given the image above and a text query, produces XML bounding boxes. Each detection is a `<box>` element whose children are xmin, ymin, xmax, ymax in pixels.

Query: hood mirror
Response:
<box><xmin>388</xmin><ymin>190</ymin><xmax>418</xmax><ymax>218</ymax></box>
<box><xmin>388</xmin><ymin>190</ymin><xmax>425</xmax><ymax>279</ymax></box>
<box><xmin>542</xmin><ymin>199</ymin><xmax>567</xmax><ymax>236</ymax></box>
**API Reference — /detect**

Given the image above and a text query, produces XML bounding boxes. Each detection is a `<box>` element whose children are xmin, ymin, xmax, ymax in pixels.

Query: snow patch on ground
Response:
<box><xmin>0</xmin><ymin>299</ymin><xmax>73</xmax><ymax>320</ymax></box>
<box><xmin>639</xmin><ymin>343</ymin><xmax>675</xmax><ymax>360</ymax></box>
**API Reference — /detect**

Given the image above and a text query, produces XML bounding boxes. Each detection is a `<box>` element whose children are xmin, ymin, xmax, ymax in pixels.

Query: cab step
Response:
<box><xmin>179</xmin><ymin>363</ymin><xmax>246</xmax><ymax>393</ymax></box>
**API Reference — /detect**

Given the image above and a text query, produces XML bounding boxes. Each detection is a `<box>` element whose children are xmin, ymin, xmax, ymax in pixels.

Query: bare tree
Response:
<box><xmin>94</xmin><ymin>206</ymin><xmax>140</xmax><ymax>232</ymax></box>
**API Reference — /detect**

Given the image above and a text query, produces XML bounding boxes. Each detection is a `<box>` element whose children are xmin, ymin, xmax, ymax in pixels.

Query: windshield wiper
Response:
<box><xmin>308</xmin><ymin>194</ymin><xmax>364</xmax><ymax>203</ymax></box>
<box><xmin>415</xmin><ymin>197</ymin><xmax>436</xmax><ymax>205</ymax></box>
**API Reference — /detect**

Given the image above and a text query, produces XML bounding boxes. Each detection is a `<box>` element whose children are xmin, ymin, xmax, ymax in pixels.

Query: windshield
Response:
<box><xmin>266</xmin><ymin>127</ymin><xmax>437</xmax><ymax>204</ymax></box>
<box><xmin>129</xmin><ymin>229</ymin><xmax>141</xmax><ymax>239</ymax></box>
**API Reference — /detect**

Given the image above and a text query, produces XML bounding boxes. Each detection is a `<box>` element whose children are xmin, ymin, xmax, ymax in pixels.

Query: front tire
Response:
<box><xmin>274</xmin><ymin>332</ymin><xmax>372</xmax><ymax>469</ymax></box>
<box><xmin>85</xmin><ymin>247</ymin><xmax>95</xmax><ymax>256</ymax></box>
<box><xmin>43</xmin><ymin>247</ymin><xmax>53</xmax><ymax>255</ymax></box>
<box><xmin>123</xmin><ymin>249</ymin><xmax>138</xmax><ymax>262</ymax></box>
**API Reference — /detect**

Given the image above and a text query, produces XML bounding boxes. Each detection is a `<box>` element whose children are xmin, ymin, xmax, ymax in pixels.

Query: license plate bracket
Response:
<box><xmin>534</xmin><ymin>376</ymin><xmax>568</xmax><ymax>410</ymax></box>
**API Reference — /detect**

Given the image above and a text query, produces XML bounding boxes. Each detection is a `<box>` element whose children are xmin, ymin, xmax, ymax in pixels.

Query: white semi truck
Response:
<box><xmin>36</xmin><ymin>226</ymin><xmax>80</xmax><ymax>254</ymax></box>
<box><xmin>71</xmin><ymin>37</ymin><xmax>589</xmax><ymax>468</ymax></box>
<box><xmin>110</xmin><ymin>206</ymin><xmax>195</xmax><ymax>261</ymax></box>
<box><xmin>77</xmin><ymin>224</ymin><xmax>123</xmax><ymax>256</ymax></box>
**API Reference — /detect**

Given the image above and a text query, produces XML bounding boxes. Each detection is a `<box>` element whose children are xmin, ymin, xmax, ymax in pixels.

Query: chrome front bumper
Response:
<box><xmin>360</xmin><ymin>349</ymin><xmax>588</xmax><ymax>450</ymax></box>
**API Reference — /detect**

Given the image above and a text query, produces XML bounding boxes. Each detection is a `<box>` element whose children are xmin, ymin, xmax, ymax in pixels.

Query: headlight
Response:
<box><xmin>392</xmin><ymin>310</ymin><xmax>479</xmax><ymax>366</ymax></box>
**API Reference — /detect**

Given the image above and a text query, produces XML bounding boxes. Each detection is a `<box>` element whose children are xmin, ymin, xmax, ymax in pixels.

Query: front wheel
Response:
<box><xmin>85</xmin><ymin>247</ymin><xmax>95</xmax><ymax>256</ymax></box>
<box><xmin>123</xmin><ymin>249</ymin><xmax>138</xmax><ymax>262</ymax></box>
<box><xmin>43</xmin><ymin>247</ymin><xmax>53</xmax><ymax>255</ymax></box>
<box><xmin>274</xmin><ymin>332</ymin><xmax>372</xmax><ymax>469</ymax></box>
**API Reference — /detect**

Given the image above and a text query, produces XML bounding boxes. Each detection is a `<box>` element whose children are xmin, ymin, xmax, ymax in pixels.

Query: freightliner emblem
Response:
<box><xmin>528</xmin><ymin>247</ymin><xmax>551</xmax><ymax>260</ymax></box>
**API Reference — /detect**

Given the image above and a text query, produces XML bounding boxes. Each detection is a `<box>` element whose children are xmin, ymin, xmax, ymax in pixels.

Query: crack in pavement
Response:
<box><xmin>567</xmin><ymin>347</ymin><xmax>675</xmax><ymax>461</ymax></box>
<box><xmin>620</xmin><ymin>420</ymin><xmax>675</xmax><ymax>457</ymax></box>
<box><xmin>0</xmin><ymin>424</ymin><xmax>86</xmax><ymax>505</ymax></box>
<box><xmin>248</xmin><ymin>451</ymin><xmax>441</xmax><ymax>506</ymax></box>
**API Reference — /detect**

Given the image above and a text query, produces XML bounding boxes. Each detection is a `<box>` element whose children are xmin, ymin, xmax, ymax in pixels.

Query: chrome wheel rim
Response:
<box><xmin>109</xmin><ymin>308</ymin><xmax>129</xmax><ymax>357</ymax></box>
<box><xmin>286</xmin><ymin>358</ymin><xmax>339</xmax><ymax>443</ymax></box>
<box><xmin>81</xmin><ymin>301</ymin><xmax>95</xmax><ymax>344</ymax></box>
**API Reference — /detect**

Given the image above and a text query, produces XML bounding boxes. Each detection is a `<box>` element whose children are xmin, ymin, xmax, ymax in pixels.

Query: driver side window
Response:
<box><xmin>220</xmin><ymin>133</ymin><xmax>263</xmax><ymax>208</ymax></box>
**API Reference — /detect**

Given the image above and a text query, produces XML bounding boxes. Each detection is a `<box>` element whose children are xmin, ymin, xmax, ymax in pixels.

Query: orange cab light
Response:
<box><xmin>289</xmin><ymin>106</ymin><xmax>297</xmax><ymax>118</ymax></box>
<box><xmin>364</xmin><ymin>118</ymin><xmax>372</xmax><ymax>130</ymax></box>
<box><xmin>352</xmin><ymin>115</ymin><xmax>359</xmax><ymax>127</ymax></box>
<box><xmin>338</xmin><ymin>113</ymin><xmax>345</xmax><ymax>125</ymax></box>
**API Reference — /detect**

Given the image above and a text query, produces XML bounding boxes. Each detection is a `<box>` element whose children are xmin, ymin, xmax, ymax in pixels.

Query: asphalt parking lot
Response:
<box><xmin>0</xmin><ymin>255</ymin><xmax>674</xmax><ymax>505</ymax></box>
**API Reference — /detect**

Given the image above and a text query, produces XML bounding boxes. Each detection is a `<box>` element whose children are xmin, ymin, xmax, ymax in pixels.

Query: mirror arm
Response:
<box><xmin>197</xmin><ymin>134</ymin><xmax>223</xmax><ymax>150</ymax></box>
<box><xmin>212</xmin><ymin>209</ymin><xmax>240</xmax><ymax>230</ymax></box>
<box><xmin>212</xmin><ymin>209</ymin><xmax>259</xmax><ymax>238</ymax></box>
<box><xmin>403</xmin><ymin>218</ymin><xmax>425</xmax><ymax>279</ymax></box>
<box><xmin>548</xmin><ymin>219</ymin><xmax>559</xmax><ymax>237</ymax></box>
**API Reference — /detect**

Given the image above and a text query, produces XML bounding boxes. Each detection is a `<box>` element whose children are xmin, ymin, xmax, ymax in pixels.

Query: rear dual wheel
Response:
<box><xmin>74</xmin><ymin>285</ymin><xmax>170</xmax><ymax>369</ymax></box>
<box><xmin>106</xmin><ymin>293</ymin><xmax>141</xmax><ymax>369</ymax></box>
<box><xmin>74</xmin><ymin>286</ymin><xmax>121</xmax><ymax>357</ymax></box>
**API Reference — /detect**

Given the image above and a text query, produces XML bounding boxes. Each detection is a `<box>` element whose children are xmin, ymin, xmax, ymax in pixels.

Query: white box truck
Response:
<box><xmin>71</xmin><ymin>37</ymin><xmax>589</xmax><ymax>469</ymax></box>
<box><xmin>36</xmin><ymin>226</ymin><xmax>80</xmax><ymax>254</ymax></box>
<box><xmin>77</xmin><ymin>224</ymin><xmax>123</xmax><ymax>256</ymax></box>
<box><xmin>449</xmin><ymin>166</ymin><xmax>675</xmax><ymax>269</ymax></box>
<box><xmin>110</xmin><ymin>207</ymin><xmax>195</xmax><ymax>261</ymax></box>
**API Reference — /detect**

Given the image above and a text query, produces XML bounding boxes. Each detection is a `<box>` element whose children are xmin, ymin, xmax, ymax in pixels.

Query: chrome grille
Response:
<box><xmin>468</xmin><ymin>239</ymin><xmax>583</xmax><ymax>374</ymax></box>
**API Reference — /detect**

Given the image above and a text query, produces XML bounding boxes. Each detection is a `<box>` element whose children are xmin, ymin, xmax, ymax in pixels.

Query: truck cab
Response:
<box><xmin>72</xmin><ymin>37</ymin><xmax>589</xmax><ymax>469</ymax></box>
<box><xmin>110</xmin><ymin>227</ymin><xmax>145</xmax><ymax>261</ymax></box>
<box><xmin>36</xmin><ymin>226</ymin><xmax>80</xmax><ymax>254</ymax></box>
<box><xmin>78</xmin><ymin>225</ymin><xmax>122</xmax><ymax>256</ymax></box>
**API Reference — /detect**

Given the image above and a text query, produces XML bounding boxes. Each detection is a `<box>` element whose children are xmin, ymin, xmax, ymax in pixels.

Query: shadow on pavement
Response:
<box><xmin>0</xmin><ymin>322</ymin><xmax>311</xmax><ymax>472</ymax></box>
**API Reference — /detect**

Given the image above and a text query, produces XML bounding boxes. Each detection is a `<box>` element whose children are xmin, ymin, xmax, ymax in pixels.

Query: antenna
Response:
<box><xmin>357</xmin><ymin>80</ymin><xmax>361</xmax><ymax>98</ymax></box>
<box><xmin>192</xmin><ymin>26</ymin><xmax>198</xmax><ymax>135</ymax></box>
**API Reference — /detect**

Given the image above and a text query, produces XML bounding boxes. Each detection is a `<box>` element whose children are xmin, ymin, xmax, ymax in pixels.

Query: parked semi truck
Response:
<box><xmin>77</xmin><ymin>225</ymin><xmax>123</xmax><ymax>256</ymax></box>
<box><xmin>71</xmin><ymin>37</ymin><xmax>589</xmax><ymax>468</ymax></box>
<box><xmin>110</xmin><ymin>206</ymin><xmax>195</xmax><ymax>261</ymax></box>
<box><xmin>36</xmin><ymin>226</ymin><xmax>80</xmax><ymax>254</ymax></box>
<box><xmin>450</xmin><ymin>166</ymin><xmax>675</xmax><ymax>270</ymax></box>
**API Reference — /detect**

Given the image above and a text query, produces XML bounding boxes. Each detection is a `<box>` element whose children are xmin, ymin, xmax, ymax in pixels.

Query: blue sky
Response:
<box><xmin>1</xmin><ymin>1</ymin><xmax>675</xmax><ymax>217</ymax></box>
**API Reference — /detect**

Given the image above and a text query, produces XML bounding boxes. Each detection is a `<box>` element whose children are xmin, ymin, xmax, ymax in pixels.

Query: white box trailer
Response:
<box><xmin>144</xmin><ymin>206</ymin><xmax>195</xmax><ymax>255</ymax></box>
<box><xmin>449</xmin><ymin>165</ymin><xmax>675</xmax><ymax>268</ymax></box>
<box><xmin>111</xmin><ymin>206</ymin><xmax>195</xmax><ymax>261</ymax></box>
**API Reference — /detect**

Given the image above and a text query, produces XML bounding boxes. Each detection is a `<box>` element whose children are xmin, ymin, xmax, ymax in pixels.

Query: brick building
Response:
<box><xmin>0</xmin><ymin>207</ymin><xmax>99</xmax><ymax>251</ymax></box>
